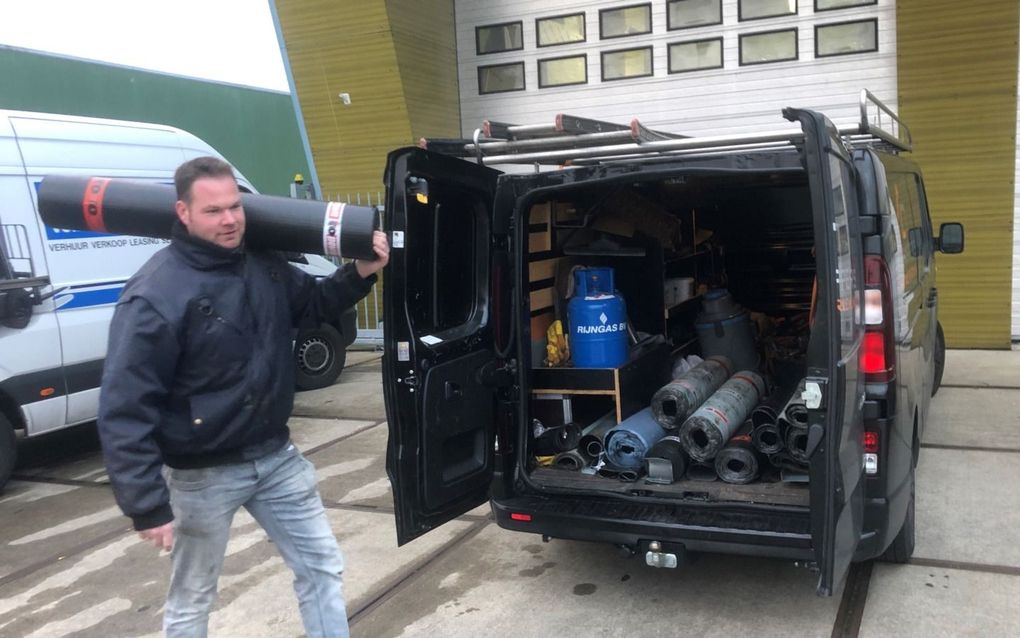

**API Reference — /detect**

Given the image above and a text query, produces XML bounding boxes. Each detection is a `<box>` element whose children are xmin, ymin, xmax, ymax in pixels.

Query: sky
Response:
<box><xmin>0</xmin><ymin>0</ymin><xmax>290</xmax><ymax>91</ymax></box>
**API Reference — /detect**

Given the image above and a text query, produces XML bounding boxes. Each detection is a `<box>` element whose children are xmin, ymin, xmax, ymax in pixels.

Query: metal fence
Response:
<box><xmin>325</xmin><ymin>190</ymin><xmax>385</xmax><ymax>346</ymax></box>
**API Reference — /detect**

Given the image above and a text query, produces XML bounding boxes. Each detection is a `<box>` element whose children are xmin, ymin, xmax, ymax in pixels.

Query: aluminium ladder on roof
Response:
<box><xmin>417</xmin><ymin>89</ymin><xmax>911</xmax><ymax>167</ymax></box>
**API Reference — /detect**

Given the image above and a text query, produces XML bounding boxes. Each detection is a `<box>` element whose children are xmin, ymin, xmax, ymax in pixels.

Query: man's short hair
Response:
<box><xmin>175</xmin><ymin>156</ymin><xmax>236</xmax><ymax>203</ymax></box>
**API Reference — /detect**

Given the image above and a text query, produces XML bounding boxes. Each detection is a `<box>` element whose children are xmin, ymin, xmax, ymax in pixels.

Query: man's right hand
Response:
<box><xmin>139</xmin><ymin>522</ymin><xmax>174</xmax><ymax>552</ymax></box>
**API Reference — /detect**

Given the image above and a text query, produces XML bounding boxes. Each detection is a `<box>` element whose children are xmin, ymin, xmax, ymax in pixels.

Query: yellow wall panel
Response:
<box><xmin>276</xmin><ymin>1</ymin><xmax>458</xmax><ymax>196</ymax></box>
<box><xmin>897</xmin><ymin>0</ymin><xmax>1019</xmax><ymax>348</ymax></box>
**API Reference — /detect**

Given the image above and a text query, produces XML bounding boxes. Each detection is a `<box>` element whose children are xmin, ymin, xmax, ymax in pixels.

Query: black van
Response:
<box><xmin>381</xmin><ymin>91</ymin><xmax>964</xmax><ymax>596</ymax></box>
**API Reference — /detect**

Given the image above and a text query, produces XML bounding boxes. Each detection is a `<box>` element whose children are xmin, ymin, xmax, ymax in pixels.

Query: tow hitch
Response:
<box><xmin>645</xmin><ymin>541</ymin><xmax>685</xmax><ymax>569</ymax></box>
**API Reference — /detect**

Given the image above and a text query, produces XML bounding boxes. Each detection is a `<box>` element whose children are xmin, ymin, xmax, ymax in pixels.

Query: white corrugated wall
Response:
<box><xmin>455</xmin><ymin>1</ymin><xmax>897</xmax><ymax>137</ymax></box>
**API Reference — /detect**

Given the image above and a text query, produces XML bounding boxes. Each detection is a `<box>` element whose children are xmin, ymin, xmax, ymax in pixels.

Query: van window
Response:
<box><xmin>909</xmin><ymin>173</ymin><xmax>934</xmax><ymax>277</ymax></box>
<box><xmin>887</xmin><ymin>172</ymin><xmax>921</xmax><ymax>293</ymax></box>
<box><xmin>831</xmin><ymin>156</ymin><xmax>862</xmax><ymax>346</ymax></box>
<box><xmin>404</xmin><ymin>180</ymin><xmax>487</xmax><ymax>336</ymax></box>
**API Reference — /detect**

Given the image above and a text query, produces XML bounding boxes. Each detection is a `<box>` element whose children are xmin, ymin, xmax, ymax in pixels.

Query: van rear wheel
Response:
<box><xmin>0</xmin><ymin>413</ymin><xmax>16</xmax><ymax>492</ymax></box>
<box><xmin>932</xmin><ymin>322</ymin><xmax>946</xmax><ymax>396</ymax></box>
<box><xmin>880</xmin><ymin>468</ymin><xmax>915</xmax><ymax>563</ymax></box>
<box><xmin>294</xmin><ymin>323</ymin><xmax>346</xmax><ymax>391</ymax></box>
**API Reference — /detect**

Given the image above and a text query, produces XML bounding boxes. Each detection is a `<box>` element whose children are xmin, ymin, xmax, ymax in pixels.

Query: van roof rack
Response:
<box><xmin>418</xmin><ymin>89</ymin><xmax>911</xmax><ymax>166</ymax></box>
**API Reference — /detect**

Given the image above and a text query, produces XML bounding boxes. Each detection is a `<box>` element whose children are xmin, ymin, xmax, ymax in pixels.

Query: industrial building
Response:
<box><xmin>273</xmin><ymin>0</ymin><xmax>1019</xmax><ymax>348</ymax></box>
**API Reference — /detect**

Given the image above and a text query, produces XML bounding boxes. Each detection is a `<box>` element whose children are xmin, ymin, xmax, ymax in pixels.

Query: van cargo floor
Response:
<box><xmin>530</xmin><ymin>467</ymin><xmax>810</xmax><ymax>507</ymax></box>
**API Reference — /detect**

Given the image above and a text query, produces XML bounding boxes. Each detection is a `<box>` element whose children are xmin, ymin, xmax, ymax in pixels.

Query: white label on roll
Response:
<box><xmin>322</xmin><ymin>202</ymin><xmax>346</xmax><ymax>257</ymax></box>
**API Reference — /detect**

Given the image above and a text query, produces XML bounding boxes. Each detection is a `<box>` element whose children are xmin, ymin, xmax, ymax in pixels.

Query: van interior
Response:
<box><xmin>522</xmin><ymin>167</ymin><xmax>816</xmax><ymax>508</ymax></box>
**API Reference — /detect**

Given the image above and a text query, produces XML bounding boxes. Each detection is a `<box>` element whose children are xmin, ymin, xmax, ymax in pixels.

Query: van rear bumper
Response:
<box><xmin>491</xmin><ymin>495</ymin><xmax>815</xmax><ymax>561</ymax></box>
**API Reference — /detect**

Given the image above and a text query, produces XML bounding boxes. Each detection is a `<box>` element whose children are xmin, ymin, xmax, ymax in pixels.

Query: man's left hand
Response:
<box><xmin>355</xmin><ymin>231</ymin><xmax>390</xmax><ymax>279</ymax></box>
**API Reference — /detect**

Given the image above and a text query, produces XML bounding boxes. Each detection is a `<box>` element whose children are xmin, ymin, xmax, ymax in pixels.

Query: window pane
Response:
<box><xmin>816</xmin><ymin>20</ymin><xmax>877</xmax><ymax>57</ymax></box>
<box><xmin>740</xmin><ymin>0</ymin><xmax>797</xmax><ymax>20</ymax></box>
<box><xmin>669</xmin><ymin>39</ymin><xmax>723</xmax><ymax>72</ymax></box>
<box><xmin>668</xmin><ymin>0</ymin><xmax>722</xmax><ymax>29</ymax></box>
<box><xmin>537</xmin><ymin>14</ymin><xmax>585</xmax><ymax>46</ymax></box>
<box><xmin>601</xmin><ymin>5</ymin><xmax>652</xmax><ymax>39</ymax></box>
<box><xmin>476</xmin><ymin>22</ymin><xmax>523</xmax><ymax>54</ymax></box>
<box><xmin>740</xmin><ymin>29</ymin><xmax>797</xmax><ymax>64</ymax></box>
<box><xmin>539</xmin><ymin>56</ymin><xmax>587</xmax><ymax>87</ymax></box>
<box><xmin>816</xmin><ymin>0</ymin><xmax>874</xmax><ymax>10</ymax></box>
<box><xmin>478</xmin><ymin>63</ymin><xmax>525</xmax><ymax>94</ymax></box>
<box><xmin>602</xmin><ymin>48</ymin><xmax>653</xmax><ymax>80</ymax></box>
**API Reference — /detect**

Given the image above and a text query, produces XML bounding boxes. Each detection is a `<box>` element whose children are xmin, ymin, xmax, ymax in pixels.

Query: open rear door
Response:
<box><xmin>382</xmin><ymin>148</ymin><xmax>505</xmax><ymax>545</ymax></box>
<box><xmin>784</xmin><ymin>108</ymin><xmax>866</xmax><ymax>596</ymax></box>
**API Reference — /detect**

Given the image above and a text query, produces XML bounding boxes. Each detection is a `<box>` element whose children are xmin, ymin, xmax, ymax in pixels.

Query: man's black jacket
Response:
<box><xmin>98</xmin><ymin>226</ymin><xmax>376</xmax><ymax>530</ymax></box>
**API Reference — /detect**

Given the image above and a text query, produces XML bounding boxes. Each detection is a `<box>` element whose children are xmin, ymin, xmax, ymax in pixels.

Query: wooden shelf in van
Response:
<box><xmin>531</xmin><ymin>338</ymin><xmax>671</xmax><ymax>423</ymax></box>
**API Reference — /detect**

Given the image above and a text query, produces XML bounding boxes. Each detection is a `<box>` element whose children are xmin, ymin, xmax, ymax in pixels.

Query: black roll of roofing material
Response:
<box><xmin>686</xmin><ymin>461</ymin><xmax>717</xmax><ymax>482</ymax></box>
<box><xmin>553</xmin><ymin>450</ymin><xmax>587</xmax><ymax>471</ymax></box>
<box><xmin>751</xmin><ymin>422</ymin><xmax>785</xmax><ymax>455</ymax></box>
<box><xmin>532</xmin><ymin>423</ymin><xmax>583</xmax><ymax>457</ymax></box>
<box><xmin>714</xmin><ymin>424</ymin><xmax>762</xmax><ymax>485</ymax></box>
<box><xmin>36</xmin><ymin>175</ymin><xmax>379</xmax><ymax>260</ymax></box>
<box><xmin>644</xmin><ymin>436</ymin><xmax>689</xmax><ymax>485</ymax></box>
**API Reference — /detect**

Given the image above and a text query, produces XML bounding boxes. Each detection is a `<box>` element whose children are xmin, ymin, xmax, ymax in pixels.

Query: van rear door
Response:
<box><xmin>382</xmin><ymin>147</ymin><xmax>508</xmax><ymax>545</ymax></box>
<box><xmin>784</xmin><ymin>108</ymin><xmax>866</xmax><ymax>596</ymax></box>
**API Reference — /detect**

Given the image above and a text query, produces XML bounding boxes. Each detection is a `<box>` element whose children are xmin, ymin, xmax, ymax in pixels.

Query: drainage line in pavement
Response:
<box><xmin>347</xmin><ymin>519</ymin><xmax>491</xmax><ymax>626</ymax></box>
<box><xmin>0</xmin><ymin>525</ymin><xmax>129</xmax><ymax>590</ymax></box>
<box><xmin>920</xmin><ymin>443</ymin><xmax>1020</xmax><ymax>455</ymax></box>
<box><xmin>323</xmin><ymin>500</ymin><xmax>491</xmax><ymax>525</ymax></box>
<box><xmin>8</xmin><ymin>475</ymin><xmax>110</xmax><ymax>488</ymax></box>
<box><xmin>908</xmin><ymin>557</ymin><xmax>1020</xmax><ymax>577</ymax></box>
<box><xmin>939</xmin><ymin>384</ymin><xmax>1020</xmax><ymax>391</ymax></box>
<box><xmin>830</xmin><ymin>561</ymin><xmax>873</xmax><ymax>638</ymax></box>
<box><xmin>344</xmin><ymin>355</ymin><xmax>383</xmax><ymax>369</ymax></box>
<box><xmin>302</xmin><ymin>419</ymin><xmax>386</xmax><ymax>457</ymax></box>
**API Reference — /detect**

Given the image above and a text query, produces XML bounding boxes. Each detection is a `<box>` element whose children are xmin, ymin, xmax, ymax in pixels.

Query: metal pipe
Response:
<box><xmin>643</xmin><ymin>436</ymin><xmax>689</xmax><ymax>485</ymax></box>
<box><xmin>650</xmin><ymin>356</ymin><xmax>733</xmax><ymax>430</ymax></box>
<box><xmin>36</xmin><ymin>175</ymin><xmax>379</xmax><ymax>260</ymax></box>
<box><xmin>679</xmin><ymin>371</ymin><xmax>766</xmax><ymax>462</ymax></box>
<box><xmin>578</xmin><ymin>412</ymin><xmax>617</xmax><ymax>459</ymax></box>
<box><xmin>714</xmin><ymin>424</ymin><xmax>762</xmax><ymax>485</ymax></box>
<box><xmin>604</xmin><ymin>407</ymin><xmax>668</xmax><ymax>469</ymax></box>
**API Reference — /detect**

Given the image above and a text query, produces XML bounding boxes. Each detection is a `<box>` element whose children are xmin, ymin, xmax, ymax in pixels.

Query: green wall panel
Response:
<box><xmin>0</xmin><ymin>46</ymin><xmax>308</xmax><ymax>196</ymax></box>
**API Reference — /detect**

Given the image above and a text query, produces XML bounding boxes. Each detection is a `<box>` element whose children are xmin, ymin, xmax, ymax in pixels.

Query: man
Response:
<box><xmin>98</xmin><ymin>156</ymin><xmax>388</xmax><ymax>637</ymax></box>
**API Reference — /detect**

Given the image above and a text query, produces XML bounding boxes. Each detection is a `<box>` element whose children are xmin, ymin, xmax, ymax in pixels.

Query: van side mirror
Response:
<box><xmin>937</xmin><ymin>222</ymin><xmax>964</xmax><ymax>254</ymax></box>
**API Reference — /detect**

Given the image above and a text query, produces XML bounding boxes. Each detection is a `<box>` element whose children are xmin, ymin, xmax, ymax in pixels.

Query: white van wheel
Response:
<box><xmin>0</xmin><ymin>413</ymin><xmax>16</xmax><ymax>492</ymax></box>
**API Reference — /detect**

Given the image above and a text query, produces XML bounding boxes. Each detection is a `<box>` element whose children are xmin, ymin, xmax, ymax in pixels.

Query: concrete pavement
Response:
<box><xmin>1</xmin><ymin>348</ymin><xmax>1018</xmax><ymax>637</ymax></box>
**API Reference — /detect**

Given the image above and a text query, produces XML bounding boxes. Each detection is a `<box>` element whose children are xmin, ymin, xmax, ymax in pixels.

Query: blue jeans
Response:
<box><xmin>163</xmin><ymin>443</ymin><xmax>347</xmax><ymax>637</ymax></box>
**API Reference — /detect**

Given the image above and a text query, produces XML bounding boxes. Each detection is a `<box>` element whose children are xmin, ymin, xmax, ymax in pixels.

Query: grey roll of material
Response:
<box><xmin>36</xmin><ymin>175</ymin><xmax>380</xmax><ymax>260</ymax></box>
<box><xmin>687</xmin><ymin>461</ymin><xmax>718</xmax><ymax>482</ymax></box>
<box><xmin>650</xmin><ymin>356</ymin><xmax>733</xmax><ymax>429</ymax></box>
<box><xmin>768</xmin><ymin>450</ymin><xmax>809</xmax><ymax>472</ymax></box>
<box><xmin>604</xmin><ymin>407</ymin><xmax>668</xmax><ymax>470</ymax></box>
<box><xmin>714</xmin><ymin>424</ymin><xmax>762</xmax><ymax>485</ymax></box>
<box><xmin>578</xmin><ymin>412</ymin><xmax>618</xmax><ymax>459</ymax></box>
<box><xmin>751</xmin><ymin>383</ymin><xmax>797</xmax><ymax>428</ymax></box>
<box><xmin>532</xmin><ymin>423</ymin><xmax>582</xmax><ymax>457</ymax></box>
<box><xmin>553</xmin><ymin>450</ymin><xmax>587</xmax><ymax>471</ymax></box>
<box><xmin>785</xmin><ymin>427</ymin><xmax>810</xmax><ymax>463</ymax></box>
<box><xmin>678</xmin><ymin>370</ymin><xmax>767</xmax><ymax>462</ymax></box>
<box><xmin>751</xmin><ymin>422</ymin><xmax>785</xmax><ymax>455</ymax></box>
<box><xmin>644</xmin><ymin>435</ymin><xmax>689</xmax><ymax>485</ymax></box>
<box><xmin>776</xmin><ymin>380</ymin><xmax>809</xmax><ymax>431</ymax></box>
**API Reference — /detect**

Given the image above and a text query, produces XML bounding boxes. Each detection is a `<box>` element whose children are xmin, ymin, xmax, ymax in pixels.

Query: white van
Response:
<box><xmin>0</xmin><ymin>110</ymin><xmax>354</xmax><ymax>489</ymax></box>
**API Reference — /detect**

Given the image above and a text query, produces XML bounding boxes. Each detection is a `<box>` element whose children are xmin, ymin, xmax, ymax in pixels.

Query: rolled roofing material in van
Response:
<box><xmin>678</xmin><ymin>371</ymin><xmax>766</xmax><ymax>462</ymax></box>
<box><xmin>36</xmin><ymin>175</ymin><xmax>379</xmax><ymax>260</ymax></box>
<box><xmin>553</xmin><ymin>449</ymin><xmax>588</xmax><ymax>471</ymax></box>
<box><xmin>714</xmin><ymin>424</ymin><xmax>762</xmax><ymax>485</ymax></box>
<box><xmin>644</xmin><ymin>435</ymin><xmax>689</xmax><ymax>484</ymax></box>
<box><xmin>578</xmin><ymin>412</ymin><xmax>618</xmax><ymax>459</ymax></box>
<box><xmin>650</xmin><ymin>356</ymin><xmax>733</xmax><ymax>430</ymax></box>
<box><xmin>776</xmin><ymin>380</ymin><xmax>809</xmax><ymax>431</ymax></box>
<box><xmin>604</xmin><ymin>407</ymin><xmax>668</xmax><ymax>469</ymax></box>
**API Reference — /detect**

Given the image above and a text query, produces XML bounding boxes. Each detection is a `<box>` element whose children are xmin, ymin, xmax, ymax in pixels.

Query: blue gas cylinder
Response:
<box><xmin>568</xmin><ymin>267</ymin><xmax>629</xmax><ymax>368</ymax></box>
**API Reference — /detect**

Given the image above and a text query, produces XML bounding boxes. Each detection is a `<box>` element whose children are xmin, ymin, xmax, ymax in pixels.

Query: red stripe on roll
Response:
<box><xmin>81</xmin><ymin>177</ymin><xmax>112</xmax><ymax>233</ymax></box>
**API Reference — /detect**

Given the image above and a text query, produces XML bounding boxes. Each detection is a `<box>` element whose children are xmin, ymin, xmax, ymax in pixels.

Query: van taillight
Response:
<box><xmin>510</xmin><ymin>513</ymin><xmax>532</xmax><ymax>522</ymax></box>
<box><xmin>864</xmin><ymin>430</ymin><xmax>879</xmax><ymax>475</ymax></box>
<box><xmin>862</xmin><ymin>255</ymin><xmax>895</xmax><ymax>382</ymax></box>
